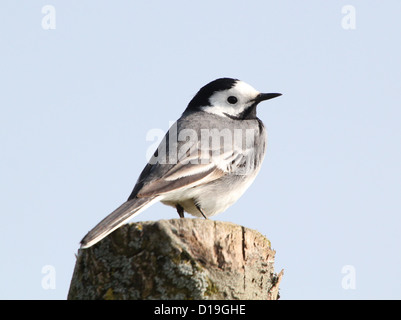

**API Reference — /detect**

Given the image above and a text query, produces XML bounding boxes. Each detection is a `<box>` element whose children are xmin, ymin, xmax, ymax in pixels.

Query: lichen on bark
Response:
<box><xmin>68</xmin><ymin>219</ymin><xmax>282</xmax><ymax>300</ymax></box>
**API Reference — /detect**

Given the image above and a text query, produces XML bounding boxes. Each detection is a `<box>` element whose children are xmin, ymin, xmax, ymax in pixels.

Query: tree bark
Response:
<box><xmin>68</xmin><ymin>219</ymin><xmax>283</xmax><ymax>300</ymax></box>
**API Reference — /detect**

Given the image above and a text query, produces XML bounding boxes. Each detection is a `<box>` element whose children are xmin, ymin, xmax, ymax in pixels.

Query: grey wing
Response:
<box><xmin>130</xmin><ymin>124</ymin><xmax>254</xmax><ymax>199</ymax></box>
<box><xmin>81</xmin><ymin>119</ymin><xmax>255</xmax><ymax>248</ymax></box>
<box><xmin>131</xmin><ymin>142</ymin><xmax>227</xmax><ymax>198</ymax></box>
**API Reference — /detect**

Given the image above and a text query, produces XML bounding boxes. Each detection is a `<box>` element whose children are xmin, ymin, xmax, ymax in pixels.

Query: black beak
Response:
<box><xmin>254</xmin><ymin>93</ymin><xmax>282</xmax><ymax>103</ymax></box>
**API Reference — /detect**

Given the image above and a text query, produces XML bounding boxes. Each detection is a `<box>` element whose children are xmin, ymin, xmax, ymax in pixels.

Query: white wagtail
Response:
<box><xmin>80</xmin><ymin>78</ymin><xmax>281</xmax><ymax>248</ymax></box>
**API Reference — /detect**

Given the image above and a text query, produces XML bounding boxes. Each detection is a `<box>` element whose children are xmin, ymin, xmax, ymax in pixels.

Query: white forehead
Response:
<box><xmin>209</xmin><ymin>80</ymin><xmax>260</xmax><ymax>106</ymax></box>
<box><xmin>202</xmin><ymin>80</ymin><xmax>261</xmax><ymax>117</ymax></box>
<box><xmin>231</xmin><ymin>80</ymin><xmax>260</xmax><ymax>97</ymax></box>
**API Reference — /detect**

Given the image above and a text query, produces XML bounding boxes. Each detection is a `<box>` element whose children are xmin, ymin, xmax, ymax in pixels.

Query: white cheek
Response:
<box><xmin>203</xmin><ymin>93</ymin><xmax>247</xmax><ymax>116</ymax></box>
<box><xmin>201</xmin><ymin>104</ymin><xmax>239</xmax><ymax>117</ymax></box>
<box><xmin>202</xmin><ymin>81</ymin><xmax>260</xmax><ymax>117</ymax></box>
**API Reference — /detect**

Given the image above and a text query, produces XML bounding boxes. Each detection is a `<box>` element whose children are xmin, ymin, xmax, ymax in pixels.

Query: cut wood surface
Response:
<box><xmin>68</xmin><ymin>219</ymin><xmax>283</xmax><ymax>300</ymax></box>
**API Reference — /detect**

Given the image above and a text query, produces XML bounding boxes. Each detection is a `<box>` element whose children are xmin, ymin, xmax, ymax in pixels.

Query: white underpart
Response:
<box><xmin>201</xmin><ymin>80</ymin><xmax>261</xmax><ymax>117</ymax></box>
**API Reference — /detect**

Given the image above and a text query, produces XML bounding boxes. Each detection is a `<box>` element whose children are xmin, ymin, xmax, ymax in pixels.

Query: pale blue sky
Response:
<box><xmin>1</xmin><ymin>1</ymin><xmax>400</xmax><ymax>299</ymax></box>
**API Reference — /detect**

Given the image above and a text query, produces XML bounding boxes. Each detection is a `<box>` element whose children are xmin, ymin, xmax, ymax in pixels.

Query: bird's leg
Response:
<box><xmin>176</xmin><ymin>204</ymin><xmax>185</xmax><ymax>218</ymax></box>
<box><xmin>195</xmin><ymin>203</ymin><xmax>208</xmax><ymax>219</ymax></box>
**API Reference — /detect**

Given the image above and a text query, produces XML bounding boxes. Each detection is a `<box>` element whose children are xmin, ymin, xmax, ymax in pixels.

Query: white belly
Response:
<box><xmin>160</xmin><ymin>169</ymin><xmax>260</xmax><ymax>217</ymax></box>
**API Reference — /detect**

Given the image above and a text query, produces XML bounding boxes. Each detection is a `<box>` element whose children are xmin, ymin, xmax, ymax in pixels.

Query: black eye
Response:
<box><xmin>227</xmin><ymin>96</ymin><xmax>238</xmax><ymax>104</ymax></box>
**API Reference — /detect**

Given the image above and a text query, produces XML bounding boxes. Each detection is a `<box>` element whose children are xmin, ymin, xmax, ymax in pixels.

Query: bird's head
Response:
<box><xmin>185</xmin><ymin>78</ymin><xmax>281</xmax><ymax>120</ymax></box>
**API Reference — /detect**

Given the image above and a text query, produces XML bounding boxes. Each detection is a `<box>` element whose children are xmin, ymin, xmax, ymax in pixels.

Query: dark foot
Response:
<box><xmin>195</xmin><ymin>204</ymin><xmax>208</xmax><ymax>219</ymax></box>
<box><xmin>176</xmin><ymin>204</ymin><xmax>185</xmax><ymax>218</ymax></box>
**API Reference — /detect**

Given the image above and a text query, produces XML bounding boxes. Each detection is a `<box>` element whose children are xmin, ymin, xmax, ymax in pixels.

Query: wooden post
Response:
<box><xmin>68</xmin><ymin>219</ymin><xmax>283</xmax><ymax>300</ymax></box>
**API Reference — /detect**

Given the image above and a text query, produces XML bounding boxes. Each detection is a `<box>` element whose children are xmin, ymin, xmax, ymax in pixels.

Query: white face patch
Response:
<box><xmin>201</xmin><ymin>81</ymin><xmax>261</xmax><ymax>118</ymax></box>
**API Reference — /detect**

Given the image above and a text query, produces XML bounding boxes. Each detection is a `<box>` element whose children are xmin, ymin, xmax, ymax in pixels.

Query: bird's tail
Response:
<box><xmin>80</xmin><ymin>197</ymin><xmax>157</xmax><ymax>248</ymax></box>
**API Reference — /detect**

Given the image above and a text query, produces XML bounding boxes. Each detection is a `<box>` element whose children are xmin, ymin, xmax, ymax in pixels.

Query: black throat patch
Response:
<box><xmin>223</xmin><ymin>103</ymin><xmax>258</xmax><ymax>120</ymax></box>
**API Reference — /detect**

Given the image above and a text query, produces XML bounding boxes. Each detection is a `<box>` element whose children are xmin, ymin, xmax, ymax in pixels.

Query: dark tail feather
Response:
<box><xmin>80</xmin><ymin>197</ymin><xmax>156</xmax><ymax>248</ymax></box>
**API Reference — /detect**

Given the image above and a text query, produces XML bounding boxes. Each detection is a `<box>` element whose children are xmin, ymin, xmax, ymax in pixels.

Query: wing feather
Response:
<box><xmin>133</xmin><ymin>119</ymin><xmax>255</xmax><ymax>198</ymax></box>
<box><xmin>137</xmin><ymin>165</ymin><xmax>225</xmax><ymax>197</ymax></box>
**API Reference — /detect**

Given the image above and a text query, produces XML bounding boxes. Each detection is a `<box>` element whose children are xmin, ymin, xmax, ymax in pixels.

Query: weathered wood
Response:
<box><xmin>68</xmin><ymin>219</ymin><xmax>283</xmax><ymax>300</ymax></box>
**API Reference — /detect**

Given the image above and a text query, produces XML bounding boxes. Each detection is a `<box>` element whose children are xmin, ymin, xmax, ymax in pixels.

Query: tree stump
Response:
<box><xmin>68</xmin><ymin>219</ymin><xmax>283</xmax><ymax>300</ymax></box>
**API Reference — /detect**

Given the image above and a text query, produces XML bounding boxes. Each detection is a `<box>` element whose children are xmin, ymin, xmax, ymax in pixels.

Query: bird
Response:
<box><xmin>80</xmin><ymin>78</ymin><xmax>281</xmax><ymax>248</ymax></box>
